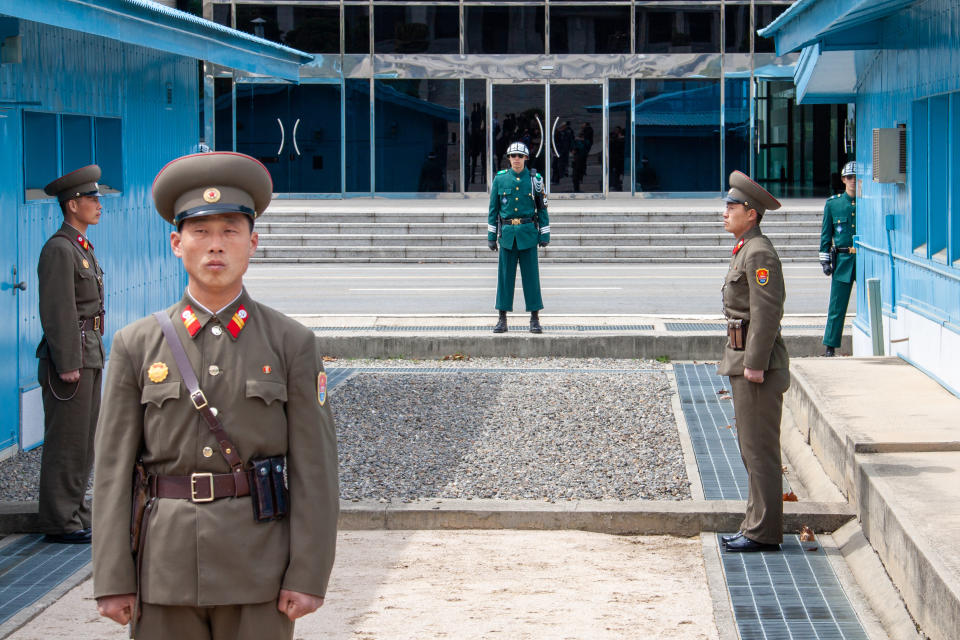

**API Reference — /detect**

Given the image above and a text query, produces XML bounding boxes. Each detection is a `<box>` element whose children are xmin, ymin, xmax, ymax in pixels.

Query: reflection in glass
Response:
<box><xmin>374</xmin><ymin>6</ymin><xmax>459</xmax><ymax>54</ymax></box>
<box><xmin>94</xmin><ymin>117</ymin><xmax>123</xmax><ymax>193</ymax></box>
<box><xmin>61</xmin><ymin>115</ymin><xmax>94</xmax><ymax>175</ymax></box>
<box><xmin>345</xmin><ymin>79</ymin><xmax>371</xmax><ymax>192</ymax></box>
<box><xmin>214</xmin><ymin>78</ymin><xmax>234</xmax><ymax>151</ymax></box>
<box><xmin>345</xmin><ymin>5</ymin><xmax>370</xmax><ymax>54</ymax></box>
<box><xmin>551</xmin><ymin>84</ymin><xmax>602</xmax><ymax>194</ymax></box>
<box><xmin>755</xmin><ymin>4</ymin><xmax>789</xmax><ymax>53</ymax></box>
<box><xmin>725</xmin><ymin>4</ymin><xmax>751</xmax><ymax>54</ymax></box>
<box><xmin>550</xmin><ymin>6</ymin><xmax>630</xmax><ymax>54</ymax></box>
<box><xmin>634</xmin><ymin>79</ymin><xmax>720</xmax><ymax>191</ymax></box>
<box><xmin>236</xmin><ymin>5</ymin><xmax>339</xmax><ymax>53</ymax></box>
<box><xmin>724</xmin><ymin>78</ymin><xmax>751</xmax><ymax>181</ymax></box>
<box><xmin>465</xmin><ymin>79</ymin><xmax>488</xmax><ymax>192</ymax></box>
<box><xmin>608</xmin><ymin>79</ymin><xmax>631</xmax><ymax>192</ymax></box>
<box><xmin>490</xmin><ymin>84</ymin><xmax>545</xmax><ymax>177</ymax></box>
<box><xmin>636</xmin><ymin>7</ymin><xmax>720</xmax><ymax>53</ymax></box>
<box><xmin>375</xmin><ymin>80</ymin><xmax>460</xmax><ymax>192</ymax></box>
<box><xmin>466</xmin><ymin>7</ymin><xmax>544</xmax><ymax>54</ymax></box>
<box><xmin>23</xmin><ymin>112</ymin><xmax>58</xmax><ymax>199</ymax></box>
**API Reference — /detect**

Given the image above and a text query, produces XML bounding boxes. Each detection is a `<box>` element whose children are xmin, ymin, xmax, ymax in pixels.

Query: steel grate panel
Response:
<box><xmin>0</xmin><ymin>535</ymin><xmax>91</xmax><ymax>626</ymax></box>
<box><xmin>719</xmin><ymin>535</ymin><xmax>869</xmax><ymax>639</ymax></box>
<box><xmin>311</xmin><ymin>325</ymin><xmax>654</xmax><ymax>332</ymax></box>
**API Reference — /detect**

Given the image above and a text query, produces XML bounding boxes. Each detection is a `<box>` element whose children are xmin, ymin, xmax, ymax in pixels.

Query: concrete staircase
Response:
<box><xmin>254</xmin><ymin>199</ymin><xmax>824</xmax><ymax>263</ymax></box>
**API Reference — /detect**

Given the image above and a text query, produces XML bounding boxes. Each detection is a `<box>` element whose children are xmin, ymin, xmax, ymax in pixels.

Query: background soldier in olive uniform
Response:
<box><xmin>93</xmin><ymin>153</ymin><xmax>339</xmax><ymax>639</ymax></box>
<box><xmin>487</xmin><ymin>141</ymin><xmax>550</xmax><ymax>333</ymax></box>
<box><xmin>37</xmin><ymin>165</ymin><xmax>106</xmax><ymax>544</ymax></box>
<box><xmin>819</xmin><ymin>161</ymin><xmax>858</xmax><ymax>356</ymax></box>
<box><xmin>717</xmin><ymin>171</ymin><xmax>790</xmax><ymax>553</ymax></box>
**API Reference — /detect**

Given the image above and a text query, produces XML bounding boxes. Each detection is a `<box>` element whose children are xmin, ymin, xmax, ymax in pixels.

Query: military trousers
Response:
<box><xmin>135</xmin><ymin>600</ymin><xmax>294</xmax><ymax>640</ymax></box>
<box><xmin>37</xmin><ymin>360</ymin><xmax>101</xmax><ymax>534</ymax></box>
<box><xmin>824</xmin><ymin>278</ymin><xmax>855</xmax><ymax>348</ymax></box>
<box><xmin>729</xmin><ymin>367</ymin><xmax>791</xmax><ymax>545</ymax></box>
<box><xmin>495</xmin><ymin>245</ymin><xmax>543</xmax><ymax>312</ymax></box>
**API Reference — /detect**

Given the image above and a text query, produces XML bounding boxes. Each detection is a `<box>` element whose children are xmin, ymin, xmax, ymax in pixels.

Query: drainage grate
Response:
<box><xmin>0</xmin><ymin>535</ymin><xmax>91</xmax><ymax>626</ymax></box>
<box><xmin>311</xmin><ymin>325</ymin><xmax>654</xmax><ymax>332</ymax></box>
<box><xmin>666</xmin><ymin>323</ymin><xmax>727</xmax><ymax>331</ymax></box>
<box><xmin>720</xmin><ymin>534</ymin><xmax>869</xmax><ymax>639</ymax></box>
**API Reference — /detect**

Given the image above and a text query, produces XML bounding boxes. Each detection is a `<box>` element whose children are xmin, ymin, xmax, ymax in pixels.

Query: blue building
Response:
<box><xmin>761</xmin><ymin>0</ymin><xmax>960</xmax><ymax>394</ymax></box>
<box><xmin>0</xmin><ymin>0</ymin><xmax>310</xmax><ymax>457</ymax></box>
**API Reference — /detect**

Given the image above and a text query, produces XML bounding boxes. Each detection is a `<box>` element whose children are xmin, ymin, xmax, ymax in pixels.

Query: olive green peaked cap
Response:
<box><xmin>723</xmin><ymin>170</ymin><xmax>781</xmax><ymax>216</ymax></box>
<box><xmin>44</xmin><ymin>165</ymin><xmax>102</xmax><ymax>203</ymax></box>
<box><xmin>152</xmin><ymin>152</ymin><xmax>273</xmax><ymax>226</ymax></box>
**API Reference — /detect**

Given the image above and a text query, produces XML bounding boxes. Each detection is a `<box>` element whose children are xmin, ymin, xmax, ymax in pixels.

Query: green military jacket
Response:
<box><xmin>36</xmin><ymin>223</ymin><xmax>105</xmax><ymax>371</ymax></box>
<box><xmin>93</xmin><ymin>289</ymin><xmax>339</xmax><ymax>606</ymax></box>
<box><xmin>819</xmin><ymin>192</ymin><xmax>856</xmax><ymax>284</ymax></box>
<box><xmin>488</xmin><ymin>167</ymin><xmax>550</xmax><ymax>251</ymax></box>
<box><xmin>718</xmin><ymin>226</ymin><xmax>790</xmax><ymax>375</ymax></box>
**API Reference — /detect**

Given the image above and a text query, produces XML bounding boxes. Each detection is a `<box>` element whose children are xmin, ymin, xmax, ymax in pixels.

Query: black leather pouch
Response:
<box><xmin>249</xmin><ymin>455</ymin><xmax>289</xmax><ymax>522</ymax></box>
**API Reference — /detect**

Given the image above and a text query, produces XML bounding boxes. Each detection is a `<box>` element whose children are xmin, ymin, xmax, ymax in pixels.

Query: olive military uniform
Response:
<box><xmin>487</xmin><ymin>167</ymin><xmax>550</xmax><ymax>312</ymax></box>
<box><xmin>37</xmin><ymin>166</ymin><xmax>106</xmax><ymax>537</ymax></box>
<box><xmin>92</xmin><ymin>153</ymin><xmax>339</xmax><ymax>639</ymax></box>
<box><xmin>819</xmin><ymin>192</ymin><xmax>856</xmax><ymax>349</ymax></box>
<box><xmin>718</xmin><ymin>172</ymin><xmax>790</xmax><ymax>548</ymax></box>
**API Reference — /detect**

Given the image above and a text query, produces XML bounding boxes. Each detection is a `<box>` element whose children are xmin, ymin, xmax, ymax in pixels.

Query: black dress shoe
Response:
<box><xmin>493</xmin><ymin>311</ymin><xmax>508</xmax><ymax>334</ymax></box>
<box><xmin>529</xmin><ymin>311</ymin><xmax>543</xmax><ymax>334</ymax></box>
<box><xmin>721</xmin><ymin>531</ymin><xmax>744</xmax><ymax>544</ymax></box>
<box><xmin>45</xmin><ymin>529</ymin><xmax>92</xmax><ymax>544</ymax></box>
<box><xmin>824</xmin><ymin>346</ymin><xmax>836</xmax><ymax>357</ymax></box>
<box><xmin>724</xmin><ymin>536</ymin><xmax>780</xmax><ymax>553</ymax></box>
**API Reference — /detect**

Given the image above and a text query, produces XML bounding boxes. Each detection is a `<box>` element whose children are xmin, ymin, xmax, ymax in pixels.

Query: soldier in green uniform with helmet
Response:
<box><xmin>819</xmin><ymin>161</ymin><xmax>857</xmax><ymax>356</ymax></box>
<box><xmin>487</xmin><ymin>141</ymin><xmax>550</xmax><ymax>333</ymax></box>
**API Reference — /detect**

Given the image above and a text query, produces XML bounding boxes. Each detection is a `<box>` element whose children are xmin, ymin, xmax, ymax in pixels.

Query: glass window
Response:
<box><xmin>94</xmin><ymin>117</ymin><xmax>123</xmax><ymax>193</ymax></box>
<box><xmin>214</xmin><ymin>78</ymin><xmax>234</xmax><ymax>152</ymax></box>
<box><xmin>345</xmin><ymin>79</ymin><xmax>371</xmax><ymax>192</ymax></box>
<box><xmin>724</xmin><ymin>4</ymin><xmax>751</xmax><ymax>54</ymax></box>
<box><xmin>212</xmin><ymin>3</ymin><xmax>231</xmax><ymax>28</ymax></box>
<box><xmin>634</xmin><ymin>79</ymin><xmax>720</xmax><ymax>191</ymax></box>
<box><xmin>23</xmin><ymin>112</ymin><xmax>58</xmax><ymax>200</ymax></box>
<box><xmin>466</xmin><ymin>7</ymin><xmax>545</xmax><ymax>55</ymax></box>
<box><xmin>465</xmin><ymin>79</ymin><xmax>488</xmax><ymax>193</ymax></box>
<box><xmin>755</xmin><ymin>4</ymin><xmax>789</xmax><ymax>53</ymax></box>
<box><xmin>345</xmin><ymin>5</ymin><xmax>370</xmax><ymax>54</ymax></box>
<box><xmin>374</xmin><ymin>6</ymin><xmax>459</xmax><ymax>54</ymax></box>
<box><xmin>609</xmin><ymin>79</ymin><xmax>631</xmax><ymax>192</ymax></box>
<box><xmin>636</xmin><ymin>7</ymin><xmax>720</xmax><ymax>54</ymax></box>
<box><xmin>61</xmin><ymin>115</ymin><xmax>93</xmax><ymax>175</ymax></box>
<box><xmin>236</xmin><ymin>4</ymin><xmax>339</xmax><ymax>53</ymax></box>
<box><xmin>375</xmin><ymin>79</ymin><xmax>460</xmax><ymax>192</ymax></box>
<box><xmin>550</xmin><ymin>6</ymin><xmax>630</xmax><ymax>54</ymax></box>
<box><xmin>724</xmin><ymin>78</ymin><xmax>751</xmax><ymax>181</ymax></box>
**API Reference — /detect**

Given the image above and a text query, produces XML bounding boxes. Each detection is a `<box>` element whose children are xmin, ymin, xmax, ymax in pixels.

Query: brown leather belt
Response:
<box><xmin>78</xmin><ymin>314</ymin><xmax>103</xmax><ymax>334</ymax></box>
<box><xmin>835</xmin><ymin>247</ymin><xmax>856</xmax><ymax>254</ymax></box>
<box><xmin>152</xmin><ymin>472</ymin><xmax>250</xmax><ymax>503</ymax></box>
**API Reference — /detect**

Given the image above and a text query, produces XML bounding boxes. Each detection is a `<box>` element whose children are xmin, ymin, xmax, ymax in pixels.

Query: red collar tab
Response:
<box><xmin>226</xmin><ymin>305</ymin><xmax>248</xmax><ymax>339</ymax></box>
<box><xmin>732</xmin><ymin>238</ymin><xmax>746</xmax><ymax>256</ymax></box>
<box><xmin>74</xmin><ymin>234</ymin><xmax>91</xmax><ymax>251</ymax></box>
<box><xmin>181</xmin><ymin>306</ymin><xmax>202</xmax><ymax>337</ymax></box>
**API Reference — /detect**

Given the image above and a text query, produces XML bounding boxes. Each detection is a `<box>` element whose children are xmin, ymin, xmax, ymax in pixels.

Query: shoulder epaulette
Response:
<box><xmin>497</xmin><ymin>169</ymin><xmax>507</xmax><ymax>175</ymax></box>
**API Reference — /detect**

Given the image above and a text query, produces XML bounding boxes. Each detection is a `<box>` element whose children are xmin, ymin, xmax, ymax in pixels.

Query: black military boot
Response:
<box><xmin>529</xmin><ymin>311</ymin><xmax>543</xmax><ymax>334</ymax></box>
<box><xmin>824</xmin><ymin>346</ymin><xmax>836</xmax><ymax>357</ymax></box>
<box><xmin>493</xmin><ymin>310</ymin><xmax>508</xmax><ymax>333</ymax></box>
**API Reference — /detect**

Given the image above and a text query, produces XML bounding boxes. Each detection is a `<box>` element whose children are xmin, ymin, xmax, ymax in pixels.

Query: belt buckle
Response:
<box><xmin>93</xmin><ymin>316</ymin><xmax>101</xmax><ymax>331</ymax></box>
<box><xmin>510</xmin><ymin>219</ymin><xmax>521</xmax><ymax>225</ymax></box>
<box><xmin>190</xmin><ymin>390</ymin><xmax>208</xmax><ymax>410</ymax></box>
<box><xmin>190</xmin><ymin>472</ymin><xmax>215</xmax><ymax>502</ymax></box>
<box><xmin>849</xmin><ymin>247</ymin><xmax>857</xmax><ymax>255</ymax></box>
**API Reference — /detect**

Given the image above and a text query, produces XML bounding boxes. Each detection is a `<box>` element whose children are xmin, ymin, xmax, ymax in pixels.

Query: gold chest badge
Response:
<box><xmin>148</xmin><ymin>362</ymin><xmax>169</xmax><ymax>383</ymax></box>
<box><xmin>81</xmin><ymin>259</ymin><xmax>89</xmax><ymax>269</ymax></box>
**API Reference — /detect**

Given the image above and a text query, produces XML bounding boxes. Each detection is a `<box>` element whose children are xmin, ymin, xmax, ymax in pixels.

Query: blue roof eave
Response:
<box><xmin>0</xmin><ymin>0</ymin><xmax>313</xmax><ymax>82</ymax></box>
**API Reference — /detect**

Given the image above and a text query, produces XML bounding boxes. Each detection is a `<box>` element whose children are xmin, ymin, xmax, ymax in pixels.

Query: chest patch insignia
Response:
<box><xmin>148</xmin><ymin>362</ymin><xmax>169</xmax><ymax>383</ymax></box>
<box><xmin>181</xmin><ymin>306</ymin><xmax>201</xmax><ymax>337</ymax></box>
<box><xmin>226</xmin><ymin>305</ymin><xmax>248</xmax><ymax>338</ymax></box>
<box><xmin>82</xmin><ymin>259</ymin><xmax>89</xmax><ymax>269</ymax></box>
<box><xmin>755</xmin><ymin>268</ymin><xmax>770</xmax><ymax>286</ymax></box>
<box><xmin>262</xmin><ymin>365</ymin><xmax>272</xmax><ymax>374</ymax></box>
<box><xmin>317</xmin><ymin>371</ymin><xmax>327</xmax><ymax>406</ymax></box>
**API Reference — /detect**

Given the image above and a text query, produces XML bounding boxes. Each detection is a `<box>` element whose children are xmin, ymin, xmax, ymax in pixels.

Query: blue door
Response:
<box><xmin>0</xmin><ymin>108</ymin><xmax>22</xmax><ymax>454</ymax></box>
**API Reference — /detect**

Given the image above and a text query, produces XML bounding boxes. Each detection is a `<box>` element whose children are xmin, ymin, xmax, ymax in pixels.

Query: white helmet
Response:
<box><xmin>841</xmin><ymin>161</ymin><xmax>857</xmax><ymax>177</ymax></box>
<box><xmin>506</xmin><ymin>141</ymin><xmax>529</xmax><ymax>157</ymax></box>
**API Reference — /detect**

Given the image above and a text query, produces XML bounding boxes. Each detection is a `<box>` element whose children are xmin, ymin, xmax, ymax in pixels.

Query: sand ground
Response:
<box><xmin>9</xmin><ymin>530</ymin><xmax>718</xmax><ymax>640</ymax></box>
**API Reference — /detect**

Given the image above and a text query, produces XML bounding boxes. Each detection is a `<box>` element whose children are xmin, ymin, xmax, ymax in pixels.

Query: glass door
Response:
<box><xmin>490</xmin><ymin>84</ymin><xmax>547</xmax><ymax>180</ymax></box>
<box><xmin>549</xmin><ymin>83</ymin><xmax>603</xmax><ymax>194</ymax></box>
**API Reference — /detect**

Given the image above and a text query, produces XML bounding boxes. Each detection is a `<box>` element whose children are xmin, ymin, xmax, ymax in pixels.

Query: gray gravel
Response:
<box><xmin>0</xmin><ymin>447</ymin><xmax>43</xmax><ymax>502</ymax></box>
<box><xmin>326</xmin><ymin>356</ymin><xmax>671</xmax><ymax>370</ymax></box>
<box><xmin>334</xmin><ymin>366</ymin><xmax>689</xmax><ymax>502</ymax></box>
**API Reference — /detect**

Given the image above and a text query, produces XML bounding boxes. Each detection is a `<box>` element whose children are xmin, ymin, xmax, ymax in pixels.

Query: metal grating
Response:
<box><xmin>0</xmin><ymin>535</ymin><xmax>91</xmax><ymax>626</ymax></box>
<box><xmin>720</xmin><ymin>534</ymin><xmax>869</xmax><ymax>639</ymax></box>
<box><xmin>666</xmin><ymin>323</ymin><xmax>727</xmax><ymax>331</ymax></box>
<box><xmin>311</xmin><ymin>325</ymin><xmax>654</xmax><ymax>332</ymax></box>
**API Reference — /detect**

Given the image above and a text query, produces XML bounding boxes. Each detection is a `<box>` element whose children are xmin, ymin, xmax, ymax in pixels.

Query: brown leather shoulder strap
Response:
<box><xmin>153</xmin><ymin>311</ymin><xmax>245</xmax><ymax>471</ymax></box>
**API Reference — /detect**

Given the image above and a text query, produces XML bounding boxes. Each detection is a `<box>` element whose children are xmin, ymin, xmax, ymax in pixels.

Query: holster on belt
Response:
<box><xmin>727</xmin><ymin>318</ymin><xmax>748</xmax><ymax>351</ymax></box>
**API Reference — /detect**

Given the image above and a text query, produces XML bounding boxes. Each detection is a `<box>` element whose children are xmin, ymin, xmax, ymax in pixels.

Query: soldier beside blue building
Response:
<box><xmin>487</xmin><ymin>142</ymin><xmax>550</xmax><ymax>334</ymax></box>
<box><xmin>818</xmin><ymin>162</ymin><xmax>857</xmax><ymax>357</ymax></box>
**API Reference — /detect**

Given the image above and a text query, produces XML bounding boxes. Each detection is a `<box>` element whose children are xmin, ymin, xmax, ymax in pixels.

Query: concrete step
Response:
<box><xmin>257</xmin><ymin>233</ymin><xmax>820</xmax><ymax>248</ymax></box>
<box><xmin>263</xmin><ymin>209</ymin><xmax>823</xmax><ymax>224</ymax></box>
<box><xmin>255</xmin><ymin>221</ymin><xmax>822</xmax><ymax>235</ymax></box>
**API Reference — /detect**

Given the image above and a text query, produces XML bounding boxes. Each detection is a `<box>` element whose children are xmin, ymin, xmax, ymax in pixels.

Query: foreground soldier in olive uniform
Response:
<box><xmin>37</xmin><ymin>165</ymin><xmax>106</xmax><ymax>544</ymax></box>
<box><xmin>717</xmin><ymin>171</ymin><xmax>790</xmax><ymax>553</ymax></box>
<box><xmin>93</xmin><ymin>152</ymin><xmax>339</xmax><ymax>639</ymax></box>
<box><xmin>819</xmin><ymin>161</ymin><xmax>858</xmax><ymax>356</ymax></box>
<box><xmin>487</xmin><ymin>141</ymin><xmax>550</xmax><ymax>333</ymax></box>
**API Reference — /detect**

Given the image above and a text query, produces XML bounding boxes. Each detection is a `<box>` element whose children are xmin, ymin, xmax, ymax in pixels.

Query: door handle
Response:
<box><xmin>292</xmin><ymin>118</ymin><xmax>302</xmax><ymax>156</ymax></box>
<box><xmin>551</xmin><ymin>117</ymin><xmax>560</xmax><ymax>158</ymax></box>
<box><xmin>534</xmin><ymin>115</ymin><xmax>544</xmax><ymax>158</ymax></box>
<box><xmin>4</xmin><ymin>267</ymin><xmax>26</xmax><ymax>294</ymax></box>
<box><xmin>276</xmin><ymin>118</ymin><xmax>285</xmax><ymax>156</ymax></box>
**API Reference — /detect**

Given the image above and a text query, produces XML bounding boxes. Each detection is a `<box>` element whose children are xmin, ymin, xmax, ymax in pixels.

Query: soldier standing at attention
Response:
<box><xmin>717</xmin><ymin>171</ymin><xmax>790</xmax><ymax>553</ymax></box>
<box><xmin>37</xmin><ymin>165</ymin><xmax>106</xmax><ymax>544</ymax></box>
<box><xmin>93</xmin><ymin>152</ymin><xmax>339</xmax><ymax>639</ymax></box>
<box><xmin>819</xmin><ymin>161</ymin><xmax>858</xmax><ymax>357</ymax></box>
<box><xmin>488</xmin><ymin>141</ymin><xmax>550</xmax><ymax>333</ymax></box>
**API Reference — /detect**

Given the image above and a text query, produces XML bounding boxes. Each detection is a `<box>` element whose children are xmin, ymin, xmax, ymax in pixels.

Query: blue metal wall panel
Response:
<box><xmin>3</xmin><ymin>19</ymin><xmax>195</xmax><ymax>395</ymax></box>
<box><xmin>854</xmin><ymin>0</ymin><xmax>960</xmax><ymax>330</ymax></box>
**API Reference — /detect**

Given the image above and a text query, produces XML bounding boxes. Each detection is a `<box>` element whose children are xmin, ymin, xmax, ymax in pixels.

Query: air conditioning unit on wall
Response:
<box><xmin>872</xmin><ymin>125</ymin><xmax>906</xmax><ymax>183</ymax></box>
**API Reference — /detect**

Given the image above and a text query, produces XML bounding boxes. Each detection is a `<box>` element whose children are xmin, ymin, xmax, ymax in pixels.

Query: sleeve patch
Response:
<box><xmin>755</xmin><ymin>268</ymin><xmax>770</xmax><ymax>286</ymax></box>
<box><xmin>317</xmin><ymin>371</ymin><xmax>327</xmax><ymax>406</ymax></box>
